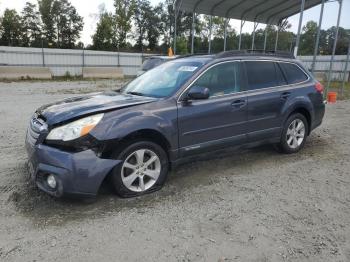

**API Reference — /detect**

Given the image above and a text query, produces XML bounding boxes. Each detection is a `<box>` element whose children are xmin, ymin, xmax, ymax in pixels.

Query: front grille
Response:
<box><xmin>27</xmin><ymin>115</ymin><xmax>48</xmax><ymax>145</ymax></box>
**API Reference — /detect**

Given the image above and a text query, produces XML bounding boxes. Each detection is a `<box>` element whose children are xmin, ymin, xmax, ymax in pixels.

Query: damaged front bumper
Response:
<box><xmin>25</xmin><ymin>140</ymin><xmax>121</xmax><ymax>198</ymax></box>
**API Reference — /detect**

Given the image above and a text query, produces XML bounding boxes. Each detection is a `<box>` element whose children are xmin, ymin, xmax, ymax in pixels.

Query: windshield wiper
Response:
<box><xmin>126</xmin><ymin>91</ymin><xmax>146</xmax><ymax>97</ymax></box>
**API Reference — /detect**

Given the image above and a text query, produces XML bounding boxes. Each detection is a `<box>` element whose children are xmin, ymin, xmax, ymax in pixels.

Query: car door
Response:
<box><xmin>244</xmin><ymin>60</ymin><xmax>289</xmax><ymax>142</ymax></box>
<box><xmin>177</xmin><ymin>61</ymin><xmax>248</xmax><ymax>157</ymax></box>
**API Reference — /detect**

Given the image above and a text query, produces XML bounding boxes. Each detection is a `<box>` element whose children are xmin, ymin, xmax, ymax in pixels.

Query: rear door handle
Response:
<box><xmin>281</xmin><ymin>92</ymin><xmax>291</xmax><ymax>100</ymax></box>
<box><xmin>231</xmin><ymin>99</ymin><xmax>246</xmax><ymax>108</ymax></box>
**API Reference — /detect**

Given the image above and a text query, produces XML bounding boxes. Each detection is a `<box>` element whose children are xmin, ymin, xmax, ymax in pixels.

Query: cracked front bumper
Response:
<box><xmin>25</xmin><ymin>139</ymin><xmax>121</xmax><ymax>198</ymax></box>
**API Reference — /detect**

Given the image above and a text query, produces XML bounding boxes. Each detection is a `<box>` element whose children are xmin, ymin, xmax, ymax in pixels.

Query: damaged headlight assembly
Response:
<box><xmin>46</xmin><ymin>113</ymin><xmax>104</xmax><ymax>141</ymax></box>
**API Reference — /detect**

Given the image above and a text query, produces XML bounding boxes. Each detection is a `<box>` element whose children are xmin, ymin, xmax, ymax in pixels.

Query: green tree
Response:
<box><xmin>176</xmin><ymin>36</ymin><xmax>188</xmax><ymax>54</ymax></box>
<box><xmin>133</xmin><ymin>0</ymin><xmax>152</xmax><ymax>50</ymax></box>
<box><xmin>92</xmin><ymin>8</ymin><xmax>115</xmax><ymax>51</ymax></box>
<box><xmin>114</xmin><ymin>0</ymin><xmax>136</xmax><ymax>48</ymax></box>
<box><xmin>38</xmin><ymin>0</ymin><xmax>83</xmax><ymax>48</ymax></box>
<box><xmin>21</xmin><ymin>2</ymin><xmax>42</xmax><ymax>47</ymax></box>
<box><xmin>335</xmin><ymin>27</ymin><xmax>350</xmax><ymax>55</ymax></box>
<box><xmin>133</xmin><ymin>1</ymin><xmax>163</xmax><ymax>51</ymax></box>
<box><xmin>326</xmin><ymin>26</ymin><xmax>350</xmax><ymax>55</ymax></box>
<box><xmin>299</xmin><ymin>21</ymin><xmax>317</xmax><ymax>55</ymax></box>
<box><xmin>200</xmin><ymin>16</ymin><xmax>230</xmax><ymax>39</ymax></box>
<box><xmin>38</xmin><ymin>0</ymin><xmax>56</xmax><ymax>45</ymax></box>
<box><xmin>52</xmin><ymin>0</ymin><xmax>83</xmax><ymax>48</ymax></box>
<box><xmin>0</xmin><ymin>9</ymin><xmax>22</xmax><ymax>46</ymax></box>
<box><xmin>146</xmin><ymin>4</ymin><xmax>163</xmax><ymax>50</ymax></box>
<box><xmin>158</xmin><ymin>1</ymin><xmax>193</xmax><ymax>50</ymax></box>
<box><xmin>199</xmin><ymin>16</ymin><xmax>236</xmax><ymax>53</ymax></box>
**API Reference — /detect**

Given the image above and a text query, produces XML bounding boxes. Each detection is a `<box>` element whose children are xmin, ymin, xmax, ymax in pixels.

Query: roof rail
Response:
<box><xmin>215</xmin><ymin>49</ymin><xmax>295</xmax><ymax>59</ymax></box>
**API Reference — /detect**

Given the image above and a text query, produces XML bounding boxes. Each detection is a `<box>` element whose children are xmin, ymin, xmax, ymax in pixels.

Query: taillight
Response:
<box><xmin>315</xmin><ymin>82</ymin><xmax>324</xmax><ymax>94</ymax></box>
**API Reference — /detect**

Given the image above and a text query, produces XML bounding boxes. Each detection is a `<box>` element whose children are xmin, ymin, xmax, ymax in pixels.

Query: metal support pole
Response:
<box><xmin>294</xmin><ymin>0</ymin><xmax>306</xmax><ymax>57</ymax></box>
<box><xmin>173</xmin><ymin>5</ymin><xmax>177</xmax><ymax>55</ymax></box>
<box><xmin>82</xmin><ymin>47</ymin><xmax>85</xmax><ymax>68</ymax></box>
<box><xmin>290</xmin><ymin>36</ymin><xmax>294</xmax><ymax>52</ymax></box>
<box><xmin>117</xmin><ymin>46</ymin><xmax>120</xmax><ymax>67</ymax></box>
<box><xmin>224</xmin><ymin>18</ymin><xmax>229</xmax><ymax>51</ymax></box>
<box><xmin>263</xmin><ymin>25</ymin><xmax>268</xmax><ymax>51</ymax></box>
<box><xmin>191</xmin><ymin>12</ymin><xmax>195</xmax><ymax>54</ymax></box>
<box><xmin>275</xmin><ymin>25</ymin><xmax>280</xmax><ymax>51</ymax></box>
<box><xmin>341</xmin><ymin>39</ymin><xmax>350</xmax><ymax>97</ymax></box>
<box><xmin>41</xmin><ymin>39</ymin><xmax>45</xmax><ymax>67</ymax></box>
<box><xmin>251</xmin><ymin>22</ymin><xmax>259</xmax><ymax>50</ymax></box>
<box><xmin>326</xmin><ymin>0</ymin><xmax>343</xmax><ymax>94</ymax></box>
<box><xmin>239</xmin><ymin>20</ymin><xmax>245</xmax><ymax>50</ymax></box>
<box><xmin>311</xmin><ymin>0</ymin><xmax>325</xmax><ymax>73</ymax></box>
<box><xmin>208</xmin><ymin>16</ymin><xmax>213</xmax><ymax>54</ymax></box>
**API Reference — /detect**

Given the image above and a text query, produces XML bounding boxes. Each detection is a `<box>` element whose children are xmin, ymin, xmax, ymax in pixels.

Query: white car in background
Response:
<box><xmin>137</xmin><ymin>56</ymin><xmax>177</xmax><ymax>76</ymax></box>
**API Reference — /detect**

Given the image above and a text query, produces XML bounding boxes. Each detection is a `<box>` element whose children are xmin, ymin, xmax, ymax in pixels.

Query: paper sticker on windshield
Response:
<box><xmin>178</xmin><ymin>66</ymin><xmax>198</xmax><ymax>72</ymax></box>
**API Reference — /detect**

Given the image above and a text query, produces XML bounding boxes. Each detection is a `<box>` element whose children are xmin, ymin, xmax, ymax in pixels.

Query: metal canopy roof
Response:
<box><xmin>177</xmin><ymin>0</ymin><xmax>325</xmax><ymax>25</ymax></box>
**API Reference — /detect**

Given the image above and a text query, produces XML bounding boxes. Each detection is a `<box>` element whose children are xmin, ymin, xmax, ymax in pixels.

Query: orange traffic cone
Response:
<box><xmin>168</xmin><ymin>47</ymin><xmax>174</xmax><ymax>57</ymax></box>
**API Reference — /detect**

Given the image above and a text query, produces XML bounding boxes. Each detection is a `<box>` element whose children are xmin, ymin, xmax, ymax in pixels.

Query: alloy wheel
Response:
<box><xmin>286</xmin><ymin>119</ymin><xmax>305</xmax><ymax>149</ymax></box>
<box><xmin>121</xmin><ymin>149</ymin><xmax>161</xmax><ymax>192</ymax></box>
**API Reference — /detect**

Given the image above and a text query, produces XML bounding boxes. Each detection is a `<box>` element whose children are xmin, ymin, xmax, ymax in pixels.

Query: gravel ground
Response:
<box><xmin>0</xmin><ymin>80</ymin><xmax>350</xmax><ymax>262</ymax></box>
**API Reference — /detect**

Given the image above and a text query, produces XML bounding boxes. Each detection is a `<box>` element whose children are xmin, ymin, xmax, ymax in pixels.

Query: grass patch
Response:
<box><xmin>322</xmin><ymin>81</ymin><xmax>350</xmax><ymax>100</ymax></box>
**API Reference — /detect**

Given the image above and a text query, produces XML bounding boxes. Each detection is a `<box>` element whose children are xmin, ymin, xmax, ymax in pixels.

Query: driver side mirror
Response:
<box><xmin>186</xmin><ymin>86</ymin><xmax>210</xmax><ymax>100</ymax></box>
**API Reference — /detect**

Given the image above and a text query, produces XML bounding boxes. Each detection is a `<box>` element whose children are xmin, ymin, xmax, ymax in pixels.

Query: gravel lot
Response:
<box><xmin>0</xmin><ymin>80</ymin><xmax>350</xmax><ymax>262</ymax></box>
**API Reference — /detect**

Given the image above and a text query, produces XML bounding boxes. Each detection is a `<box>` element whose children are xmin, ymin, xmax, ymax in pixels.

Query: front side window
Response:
<box><xmin>245</xmin><ymin>61</ymin><xmax>279</xmax><ymax>90</ymax></box>
<box><xmin>122</xmin><ymin>61</ymin><xmax>204</xmax><ymax>98</ymax></box>
<box><xmin>191</xmin><ymin>62</ymin><xmax>241</xmax><ymax>97</ymax></box>
<box><xmin>279</xmin><ymin>62</ymin><xmax>308</xmax><ymax>84</ymax></box>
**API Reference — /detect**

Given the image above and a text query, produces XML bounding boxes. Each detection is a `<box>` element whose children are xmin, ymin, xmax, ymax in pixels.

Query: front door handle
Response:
<box><xmin>231</xmin><ymin>99</ymin><xmax>246</xmax><ymax>108</ymax></box>
<box><xmin>281</xmin><ymin>92</ymin><xmax>291</xmax><ymax>100</ymax></box>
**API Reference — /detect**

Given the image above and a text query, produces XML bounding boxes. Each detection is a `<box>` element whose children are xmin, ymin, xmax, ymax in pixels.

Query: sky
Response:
<box><xmin>0</xmin><ymin>0</ymin><xmax>349</xmax><ymax>46</ymax></box>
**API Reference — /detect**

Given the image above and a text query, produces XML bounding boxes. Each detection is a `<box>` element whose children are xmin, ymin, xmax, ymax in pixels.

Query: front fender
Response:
<box><xmin>91</xmin><ymin>110</ymin><xmax>178</xmax><ymax>149</ymax></box>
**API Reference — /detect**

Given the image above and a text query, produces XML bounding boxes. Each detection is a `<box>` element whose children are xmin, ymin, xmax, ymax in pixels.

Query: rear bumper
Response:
<box><xmin>311</xmin><ymin>100</ymin><xmax>326</xmax><ymax>132</ymax></box>
<box><xmin>26</xmin><ymin>140</ymin><xmax>121</xmax><ymax>198</ymax></box>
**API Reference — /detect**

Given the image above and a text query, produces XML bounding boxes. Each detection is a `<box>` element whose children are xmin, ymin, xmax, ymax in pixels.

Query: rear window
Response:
<box><xmin>279</xmin><ymin>62</ymin><xmax>308</xmax><ymax>84</ymax></box>
<box><xmin>245</xmin><ymin>61</ymin><xmax>279</xmax><ymax>90</ymax></box>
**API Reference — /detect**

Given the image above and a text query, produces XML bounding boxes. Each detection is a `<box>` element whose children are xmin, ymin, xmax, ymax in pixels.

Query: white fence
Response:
<box><xmin>0</xmin><ymin>46</ymin><xmax>349</xmax><ymax>80</ymax></box>
<box><xmin>0</xmin><ymin>46</ymin><xmax>152</xmax><ymax>76</ymax></box>
<box><xmin>298</xmin><ymin>55</ymin><xmax>349</xmax><ymax>81</ymax></box>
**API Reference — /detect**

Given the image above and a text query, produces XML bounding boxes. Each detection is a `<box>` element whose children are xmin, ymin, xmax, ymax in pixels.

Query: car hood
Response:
<box><xmin>36</xmin><ymin>91</ymin><xmax>157</xmax><ymax>125</ymax></box>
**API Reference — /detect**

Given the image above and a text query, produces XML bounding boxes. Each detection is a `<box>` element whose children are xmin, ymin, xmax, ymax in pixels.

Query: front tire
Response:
<box><xmin>111</xmin><ymin>141</ymin><xmax>169</xmax><ymax>198</ymax></box>
<box><xmin>277</xmin><ymin>113</ymin><xmax>309</xmax><ymax>154</ymax></box>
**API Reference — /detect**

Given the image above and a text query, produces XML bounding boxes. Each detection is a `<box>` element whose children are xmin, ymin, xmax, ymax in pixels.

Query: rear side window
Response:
<box><xmin>279</xmin><ymin>62</ymin><xmax>308</xmax><ymax>84</ymax></box>
<box><xmin>245</xmin><ymin>61</ymin><xmax>279</xmax><ymax>90</ymax></box>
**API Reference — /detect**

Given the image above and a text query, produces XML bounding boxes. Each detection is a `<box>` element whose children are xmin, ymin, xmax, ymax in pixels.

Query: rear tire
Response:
<box><xmin>277</xmin><ymin>113</ymin><xmax>309</xmax><ymax>154</ymax></box>
<box><xmin>111</xmin><ymin>141</ymin><xmax>169</xmax><ymax>198</ymax></box>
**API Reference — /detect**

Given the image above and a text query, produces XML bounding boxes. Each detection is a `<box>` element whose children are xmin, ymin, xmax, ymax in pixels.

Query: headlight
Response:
<box><xmin>46</xmin><ymin>113</ymin><xmax>104</xmax><ymax>141</ymax></box>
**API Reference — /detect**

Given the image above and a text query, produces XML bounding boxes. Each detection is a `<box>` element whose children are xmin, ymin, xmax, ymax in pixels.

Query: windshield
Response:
<box><xmin>122</xmin><ymin>61</ymin><xmax>204</xmax><ymax>98</ymax></box>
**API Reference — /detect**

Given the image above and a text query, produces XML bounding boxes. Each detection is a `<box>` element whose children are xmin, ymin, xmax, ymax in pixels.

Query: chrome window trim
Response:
<box><xmin>177</xmin><ymin>59</ymin><xmax>311</xmax><ymax>103</ymax></box>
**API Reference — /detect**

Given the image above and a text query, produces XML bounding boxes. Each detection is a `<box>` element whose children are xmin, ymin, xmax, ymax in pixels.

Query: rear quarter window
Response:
<box><xmin>279</xmin><ymin>62</ymin><xmax>308</xmax><ymax>84</ymax></box>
